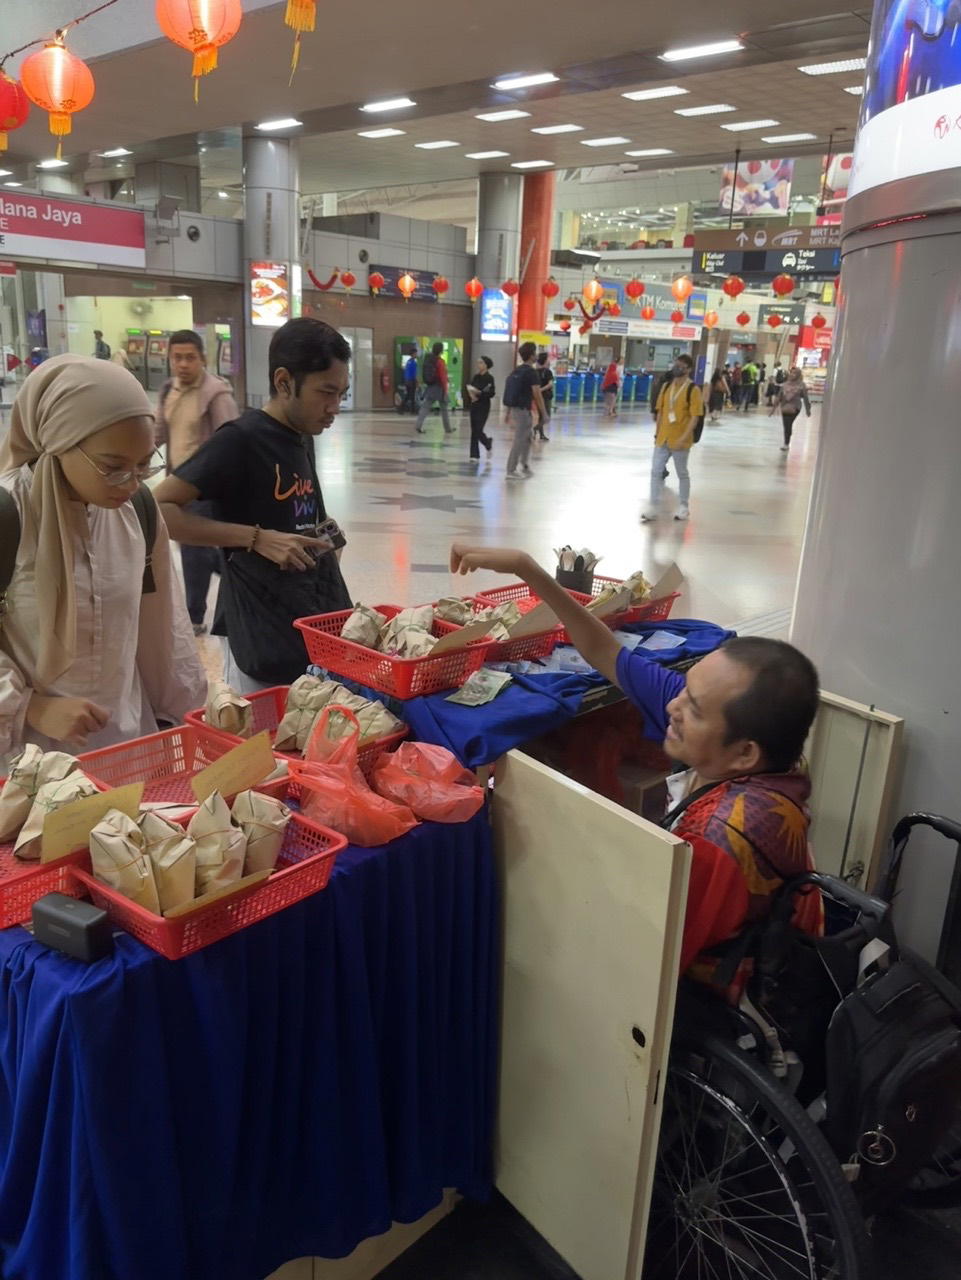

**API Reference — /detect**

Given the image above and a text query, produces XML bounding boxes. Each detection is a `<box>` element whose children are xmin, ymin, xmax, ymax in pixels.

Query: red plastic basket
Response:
<box><xmin>294</xmin><ymin>604</ymin><xmax>487</xmax><ymax>700</ymax></box>
<box><xmin>78</xmin><ymin>725</ymin><xmax>256</xmax><ymax>805</ymax></box>
<box><xmin>471</xmin><ymin>582</ymin><xmax>594</xmax><ymax>650</ymax></box>
<box><xmin>68</xmin><ymin>811</ymin><xmax>346</xmax><ymax>959</ymax></box>
<box><xmin>185</xmin><ymin>686</ymin><xmax>408</xmax><ymax>775</ymax></box>
<box><xmin>432</xmin><ymin>599</ymin><xmax>559</xmax><ymax>664</ymax></box>
<box><xmin>588</xmin><ymin>577</ymin><xmax>681</xmax><ymax>627</ymax></box>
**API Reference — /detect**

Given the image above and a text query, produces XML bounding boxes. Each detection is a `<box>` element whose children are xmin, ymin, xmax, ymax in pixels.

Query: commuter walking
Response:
<box><xmin>503</xmin><ymin>341</ymin><xmax>547</xmax><ymax>479</ymax></box>
<box><xmin>154</xmin><ymin>329</ymin><xmax>239</xmax><ymax>635</ymax></box>
<box><xmin>641</xmin><ymin>354</ymin><xmax>703</xmax><ymax>523</ymax></box>
<box><xmin>771</xmin><ymin>366</ymin><xmax>811</xmax><ymax>451</ymax></box>
<box><xmin>466</xmin><ymin>356</ymin><xmax>495</xmax><ymax>460</ymax></box>
<box><xmin>765</xmin><ymin>361</ymin><xmax>785</xmax><ymax>406</ymax></box>
<box><xmin>730</xmin><ymin>363</ymin><xmax>742</xmax><ymax>409</ymax></box>
<box><xmin>415</xmin><ymin>341</ymin><xmax>453</xmax><ymax>435</ymax></box>
<box><xmin>93</xmin><ymin>329</ymin><xmax>111</xmax><ymax>360</ymax></box>
<box><xmin>0</xmin><ymin>354</ymin><xmax>205</xmax><ymax>759</ymax></box>
<box><xmin>601</xmin><ymin>360</ymin><xmax>619</xmax><ymax>418</ymax></box>
<box><xmin>708</xmin><ymin>368</ymin><xmax>728</xmax><ymax>423</ymax></box>
<box><xmin>534</xmin><ymin>352</ymin><xmax>553</xmax><ymax>440</ymax></box>
<box><xmin>402</xmin><ymin>350</ymin><xmax>418</xmax><ymax>413</ymax></box>
<box><xmin>740</xmin><ymin>359</ymin><xmax>758</xmax><ymax>412</ymax></box>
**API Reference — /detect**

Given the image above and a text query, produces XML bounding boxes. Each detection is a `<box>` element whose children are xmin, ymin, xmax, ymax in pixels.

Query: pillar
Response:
<box><xmin>242</xmin><ymin>135</ymin><xmax>300</xmax><ymax>407</ymax></box>
<box><xmin>791</xmin><ymin>0</ymin><xmax>961</xmax><ymax>959</ymax></box>
<box><xmin>473</xmin><ymin>172</ymin><xmax>522</xmax><ymax>390</ymax></box>
<box><xmin>516</xmin><ymin>171</ymin><xmax>556</xmax><ymax>336</ymax></box>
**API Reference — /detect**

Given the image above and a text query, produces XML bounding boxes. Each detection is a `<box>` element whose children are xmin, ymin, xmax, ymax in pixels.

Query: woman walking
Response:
<box><xmin>466</xmin><ymin>355</ymin><xmax>495</xmax><ymax>460</ymax></box>
<box><xmin>770</xmin><ymin>366</ymin><xmax>811</xmax><ymax>451</ymax></box>
<box><xmin>601</xmin><ymin>360</ymin><xmax>619</xmax><ymax>418</ymax></box>
<box><xmin>0</xmin><ymin>354</ymin><xmax>205</xmax><ymax>760</ymax></box>
<box><xmin>707</xmin><ymin>368</ymin><xmax>728</xmax><ymax>423</ymax></box>
<box><xmin>534</xmin><ymin>352</ymin><xmax>553</xmax><ymax>440</ymax></box>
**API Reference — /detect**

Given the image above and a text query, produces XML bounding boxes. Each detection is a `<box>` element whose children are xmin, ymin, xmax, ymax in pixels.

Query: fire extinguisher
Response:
<box><xmin>380</xmin><ymin>369</ymin><xmax>391</xmax><ymax>394</ymax></box>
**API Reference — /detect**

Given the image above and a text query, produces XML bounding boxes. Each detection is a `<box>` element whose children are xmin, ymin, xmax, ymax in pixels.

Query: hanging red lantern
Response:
<box><xmin>465</xmin><ymin>276</ymin><xmax>484</xmax><ymax>303</ymax></box>
<box><xmin>640</xmin><ymin>304</ymin><xmax>656</xmax><ymax>321</ymax></box>
<box><xmin>767</xmin><ymin>314</ymin><xmax>783</xmax><ymax>329</ymax></box>
<box><xmin>704</xmin><ymin>310</ymin><xmax>720</xmax><ymax>329</ymax></box>
<box><xmin>368</xmin><ymin>271</ymin><xmax>386</xmax><ymax>295</ymax></box>
<box><xmin>606</xmin><ymin>302</ymin><xmax>622</xmax><ymax>317</ymax></box>
<box><xmin>20</xmin><ymin>39</ymin><xmax>95</xmax><ymax>156</ymax></box>
<box><xmin>736</xmin><ymin>311</ymin><xmax>751</xmax><ymax>327</ymax></box>
<box><xmin>0</xmin><ymin>71</ymin><xmax>29</xmax><ymax>154</ymax></box>
<box><xmin>397</xmin><ymin>271</ymin><xmax>417</xmax><ymax>300</ymax></box>
<box><xmin>155</xmin><ymin>0</ymin><xmax>242</xmax><ymax>97</ymax></box>
<box><xmin>670</xmin><ymin>308</ymin><xmax>684</xmax><ymax>324</ymax></box>
<box><xmin>772</xmin><ymin>273</ymin><xmax>795</xmax><ymax>297</ymax></box>
<box><xmin>810</xmin><ymin>313</ymin><xmax>827</xmax><ymax>330</ymax></box>
<box><xmin>563</xmin><ymin>296</ymin><xmax>577</xmax><ymax>312</ymax></box>
<box><xmin>559</xmin><ymin>319</ymin><xmax>571</xmax><ymax>332</ymax></box>
<box><xmin>671</xmin><ymin>275</ymin><xmax>694</xmax><ymax>303</ymax></box>
<box><xmin>432</xmin><ymin>275</ymin><xmax>450</xmax><ymax>297</ymax></box>
<box><xmin>501</xmin><ymin>278</ymin><xmax>520</xmax><ymax>298</ymax></box>
<box><xmin>722</xmin><ymin>274</ymin><xmax>745</xmax><ymax>299</ymax></box>
<box><xmin>583</xmin><ymin>277</ymin><xmax>604</xmax><ymax>306</ymax></box>
<box><xmin>541</xmin><ymin>277</ymin><xmax>560</xmax><ymax>300</ymax></box>
<box><xmin>339</xmin><ymin>269</ymin><xmax>357</xmax><ymax>291</ymax></box>
<box><xmin>625</xmin><ymin>277</ymin><xmax>646</xmax><ymax>306</ymax></box>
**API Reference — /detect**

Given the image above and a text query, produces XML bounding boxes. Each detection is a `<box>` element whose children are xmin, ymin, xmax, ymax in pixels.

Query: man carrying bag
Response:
<box><xmin>154</xmin><ymin>318</ymin><xmax>352</xmax><ymax>691</ymax></box>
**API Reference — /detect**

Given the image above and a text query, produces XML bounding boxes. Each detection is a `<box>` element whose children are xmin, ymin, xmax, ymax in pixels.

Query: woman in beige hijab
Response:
<box><xmin>0</xmin><ymin>354</ymin><xmax>206</xmax><ymax>761</ymax></box>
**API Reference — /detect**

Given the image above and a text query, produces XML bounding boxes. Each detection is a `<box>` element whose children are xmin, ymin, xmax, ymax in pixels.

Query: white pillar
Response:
<box><xmin>473</xmin><ymin>173</ymin><xmax>522</xmax><ymax>390</ymax></box>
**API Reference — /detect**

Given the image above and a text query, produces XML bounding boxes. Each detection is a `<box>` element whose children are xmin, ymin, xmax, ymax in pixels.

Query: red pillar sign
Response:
<box><xmin>516</xmin><ymin>171</ymin><xmax>556</xmax><ymax>335</ymax></box>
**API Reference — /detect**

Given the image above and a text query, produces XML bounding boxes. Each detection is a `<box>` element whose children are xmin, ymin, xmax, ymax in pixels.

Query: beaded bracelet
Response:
<box><xmin>248</xmin><ymin>524</ymin><xmax>261</xmax><ymax>553</ymax></box>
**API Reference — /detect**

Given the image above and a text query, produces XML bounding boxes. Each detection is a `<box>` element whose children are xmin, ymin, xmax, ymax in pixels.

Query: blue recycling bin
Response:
<box><xmin>568</xmin><ymin>371</ymin><xmax>583</xmax><ymax>403</ymax></box>
<box><xmin>635</xmin><ymin>372</ymin><xmax>653</xmax><ymax>402</ymax></box>
<box><xmin>583</xmin><ymin>372</ymin><xmax>598</xmax><ymax>403</ymax></box>
<box><xmin>622</xmin><ymin>373</ymin><xmax>635</xmax><ymax>403</ymax></box>
<box><xmin>554</xmin><ymin>372</ymin><xmax>569</xmax><ymax>404</ymax></box>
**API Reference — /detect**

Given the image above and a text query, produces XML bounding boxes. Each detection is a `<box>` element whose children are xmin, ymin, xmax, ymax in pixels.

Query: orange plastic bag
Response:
<box><xmin>290</xmin><ymin>708</ymin><xmax>418</xmax><ymax>847</ymax></box>
<box><xmin>370</xmin><ymin>741</ymin><xmax>485</xmax><ymax>824</ymax></box>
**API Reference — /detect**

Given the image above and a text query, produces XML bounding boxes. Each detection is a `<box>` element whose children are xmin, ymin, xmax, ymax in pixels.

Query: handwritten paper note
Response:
<box><xmin>41</xmin><ymin>783</ymin><xmax>145</xmax><ymax>863</ymax></box>
<box><xmin>190</xmin><ymin>732</ymin><xmax>276</xmax><ymax>804</ymax></box>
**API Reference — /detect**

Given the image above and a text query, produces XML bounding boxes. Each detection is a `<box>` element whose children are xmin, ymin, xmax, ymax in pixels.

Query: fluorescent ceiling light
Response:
<box><xmin>492</xmin><ymin>72</ymin><xmax>558</xmax><ymax>90</ymax></box>
<box><xmin>415</xmin><ymin>140</ymin><xmax>459</xmax><ymax>149</ymax></box>
<box><xmin>798</xmin><ymin>58</ymin><xmax>866</xmax><ymax>76</ymax></box>
<box><xmin>581</xmin><ymin>136</ymin><xmax>631</xmax><ymax>147</ymax></box>
<box><xmin>217</xmin><ymin>190</ymin><xmax>230</xmax><ymax>198</ymax></box>
<box><xmin>255</xmin><ymin>117</ymin><xmax>303</xmax><ymax>131</ymax></box>
<box><xmin>476</xmin><ymin>109</ymin><xmax>531</xmax><ymax>122</ymax></box>
<box><xmin>844</xmin><ymin>85</ymin><xmax>864</xmax><ymax>95</ymax></box>
<box><xmin>531</xmin><ymin>123</ymin><xmax>583</xmax><ymax>134</ymax></box>
<box><xmin>675</xmin><ymin>103</ymin><xmax>735</xmax><ymax>116</ymax></box>
<box><xmin>99</xmin><ymin>147</ymin><xmax>132</xmax><ymax>158</ymax></box>
<box><xmin>625</xmin><ymin>148</ymin><xmax>674</xmax><ymax>157</ymax></box>
<box><xmin>4</xmin><ymin>181</ymin><xmax>22</xmax><ymax>187</ymax></box>
<box><xmin>761</xmin><ymin>132</ymin><xmax>816</xmax><ymax>143</ymax></box>
<box><xmin>466</xmin><ymin>150</ymin><xmax>510</xmax><ymax>159</ymax></box>
<box><xmin>358</xmin><ymin>127</ymin><xmax>405</xmax><ymax>138</ymax></box>
<box><xmin>661</xmin><ymin>39</ymin><xmax>743</xmax><ymax>62</ymax></box>
<box><xmin>359</xmin><ymin>96</ymin><xmax>415</xmax><ymax>112</ymax></box>
<box><xmin>720</xmin><ymin>118</ymin><xmax>779</xmax><ymax>131</ymax></box>
<box><xmin>511</xmin><ymin>159</ymin><xmax>553</xmax><ymax>168</ymax></box>
<box><xmin>622</xmin><ymin>86</ymin><xmax>688</xmax><ymax>102</ymax></box>
<box><xmin>0</xmin><ymin>169</ymin><xmax>10</xmax><ymax>178</ymax></box>
<box><xmin>37</xmin><ymin>158</ymin><xmax>68</xmax><ymax>169</ymax></box>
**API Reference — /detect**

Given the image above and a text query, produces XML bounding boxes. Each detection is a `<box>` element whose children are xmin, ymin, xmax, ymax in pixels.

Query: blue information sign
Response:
<box><xmin>479</xmin><ymin>288</ymin><xmax>513</xmax><ymax>342</ymax></box>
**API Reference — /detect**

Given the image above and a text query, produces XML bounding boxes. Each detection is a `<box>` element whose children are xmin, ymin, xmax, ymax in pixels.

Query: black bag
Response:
<box><xmin>686</xmin><ymin>383</ymin><xmax>706</xmax><ymax>443</ymax></box>
<box><xmin>502</xmin><ymin>367</ymin><xmax>527</xmax><ymax>409</ymax></box>
<box><xmin>422</xmin><ymin>353</ymin><xmax>439</xmax><ymax>385</ymax></box>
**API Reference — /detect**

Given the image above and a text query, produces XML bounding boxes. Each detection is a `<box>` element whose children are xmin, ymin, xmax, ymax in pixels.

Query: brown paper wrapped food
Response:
<box><xmin>139</xmin><ymin>811</ymin><xmax>197</xmax><ymax>912</ymax></box>
<box><xmin>433</xmin><ymin>597</ymin><xmax>476</xmax><ymax>626</ymax></box>
<box><xmin>273</xmin><ymin>675</ymin><xmax>343</xmax><ymax>752</ymax></box>
<box><xmin>0</xmin><ymin>746</ymin><xmax>82</xmax><ymax>842</ymax></box>
<box><xmin>378</xmin><ymin>606</ymin><xmax>434</xmax><ymax>656</ymax></box>
<box><xmin>89</xmin><ymin>809</ymin><xmax>162</xmax><ymax>914</ymax></box>
<box><xmin>316</xmin><ymin>687</ymin><xmax>402</xmax><ymax>746</ymax></box>
<box><xmin>340</xmin><ymin>604</ymin><xmax>388</xmax><ymax>648</ymax></box>
<box><xmin>205</xmin><ymin>681</ymin><xmax>254</xmax><ymax>738</ymax></box>
<box><xmin>232</xmin><ymin>789</ymin><xmax>291</xmax><ymax>874</ymax></box>
<box><xmin>14</xmin><ymin>772</ymin><xmax>99</xmax><ymax>860</ymax></box>
<box><xmin>188</xmin><ymin>791</ymin><xmax>248</xmax><ymax>895</ymax></box>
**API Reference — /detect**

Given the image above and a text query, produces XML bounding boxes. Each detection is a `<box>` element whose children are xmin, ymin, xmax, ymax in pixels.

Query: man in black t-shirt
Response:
<box><xmin>154</xmin><ymin>318</ymin><xmax>353</xmax><ymax>690</ymax></box>
<box><xmin>504</xmin><ymin>342</ymin><xmax>546</xmax><ymax>479</ymax></box>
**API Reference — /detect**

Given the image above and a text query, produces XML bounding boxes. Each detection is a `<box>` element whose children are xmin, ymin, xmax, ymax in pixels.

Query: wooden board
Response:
<box><xmin>491</xmin><ymin>750</ymin><xmax>691</xmax><ymax>1280</ymax></box>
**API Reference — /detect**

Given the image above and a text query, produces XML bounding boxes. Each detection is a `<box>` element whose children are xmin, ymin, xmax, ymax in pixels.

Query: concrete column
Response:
<box><xmin>517</xmin><ymin>171</ymin><xmax>556</xmax><ymax>335</ymax></box>
<box><xmin>473</xmin><ymin>172</ymin><xmax>522</xmax><ymax>390</ymax></box>
<box><xmin>242</xmin><ymin>135</ymin><xmax>300</xmax><ymax>407</ymax></box>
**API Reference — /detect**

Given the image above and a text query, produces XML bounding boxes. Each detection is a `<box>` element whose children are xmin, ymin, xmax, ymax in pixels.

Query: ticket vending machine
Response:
<box><xmin>145</xmin><ymin>331</ymin><xmax>171</xmax><ymax>392</ymax></box>
<box><xmin>125</xmin><ymin>330</ymin><xmax>147</xmax><ymax>388</ymax></box>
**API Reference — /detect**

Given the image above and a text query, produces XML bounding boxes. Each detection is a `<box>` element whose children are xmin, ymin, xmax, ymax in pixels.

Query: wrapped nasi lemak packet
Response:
<box><xmin>0</xmin><ymin>746</ymin><xmax>82</xmax><ymax>842</ymax></box>
<box><xmin>138</xmin><ymin>810</ymin><xmax>196</xmax><ymax>913</ymax></box>
<box><xmin>89</xmin><ymin>809</ymin><xmax>162</xmax><ymax>914</ymax></box>
<box><xmin>14</xmin><ymin>772</ymin><xmax>99</xmax><ymax>860</ymax></box>
<box><xmin>433</xmin><ymin>597</ymin><xmax>476</xmax><ymax>627</ymax></box>
<box><xmin>232</xmin><ymin>789</ymin><xmax>291</xmax><ymax>875</ymax></box>
<box><xmin>205</xmin><ymin>681</ymin><xmax>253</xmax><ymax>738</ymax></box>
<box><xmin>340</xmin><ymin>604</ymin><xmax>388</xmax><ymax>650</ymax></box>
<box><xmin>188</xmin><ymin>792</ymin><xmax>248</xmax><ymax>896</ymax></box>
<box><xmin>378</xmin><ymin>606</ymin><xmax>434</xmax><ymax>656</ymax></box>
<box><xmin>273</xmin><ymin>675</ymin><xmax>341</xmax><ymax>752</ymax></box>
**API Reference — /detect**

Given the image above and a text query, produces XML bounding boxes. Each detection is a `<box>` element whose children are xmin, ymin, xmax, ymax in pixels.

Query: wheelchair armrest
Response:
<box><xmin>781</xmin><ymin>872</ymin><xmax>890</xmax><ymax>933</ymax></box>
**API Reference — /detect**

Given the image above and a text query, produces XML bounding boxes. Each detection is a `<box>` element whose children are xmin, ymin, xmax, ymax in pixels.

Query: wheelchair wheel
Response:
<box><xmin>647</xmin><ymin>1033</ymin><xmax>872</xmax><ymax>1279</ymax></box>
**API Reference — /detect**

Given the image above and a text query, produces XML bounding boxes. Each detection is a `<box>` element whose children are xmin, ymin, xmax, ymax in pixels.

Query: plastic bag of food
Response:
<box><xmin>188</xmin><ymin>792</ymin><xmax>248</xmax><ymax>895</ymax></box>
<box><xmin>14</xmin><ymin>772</ymin><xmax>99</xmax><ymax>860</ymax></box>
<box><xmin>273</xmin><ymin>675</ymin><xmax>342</xmax><ymax>751</ymax></box>
<box><xmin>232</xmin><ymin>788</ymin><xmax>290</xmax><ymax>874</ymax></box>
<box><xmin>90</xmin><ymin>809</ymin><xmax>162</xmax><ymax>913</ymax></box>
<box><xmin>205</xmin><ymin>681</ymin><xmax>253</xmax><ymax>738</ymax></box>
<box><xmin>0</xmin><ymin>746</ymin><xmax>81</xmax><ymax>842</ymax></box>
<box><xmin>340</xmin><ymin>604</ymin><xmax>388</xmax><ymax>649</ymax></box>
<box><xmin>370</xmin><ymin>742</ymin><xmax>484</xmax><ymax>823</ymax></box>
<box><xmin>139</xmin><ymin>810</ymin><xmax>196</xmax><ymax>912</ymax></box>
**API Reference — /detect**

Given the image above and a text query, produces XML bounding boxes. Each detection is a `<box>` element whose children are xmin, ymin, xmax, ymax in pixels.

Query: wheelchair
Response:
<box><xmin>645</xmin><ymin>814</ymin><xmax>961</xmax><ymax>1280</ymax></box>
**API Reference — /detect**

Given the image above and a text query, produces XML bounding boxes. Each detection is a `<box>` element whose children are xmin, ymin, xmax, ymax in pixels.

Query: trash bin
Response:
<box><xmin>554</xmin><ymin>372</ymin><xmax>569</xmax><ymax>404</ymax></box>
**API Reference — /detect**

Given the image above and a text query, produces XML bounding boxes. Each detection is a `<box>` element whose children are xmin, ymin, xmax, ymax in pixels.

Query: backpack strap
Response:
<box><xmin>0</xmin><ymin>486</ymin><xmax>21</xmax><ymax>622</ymax></box>
<box><xmin>130</xmin><ymin>485</ymin><xmax>158</xmax><ymax>594</ymax></box>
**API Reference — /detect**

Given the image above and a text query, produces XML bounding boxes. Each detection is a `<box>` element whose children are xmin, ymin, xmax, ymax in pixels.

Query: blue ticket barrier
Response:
<box><xmin>568</xmin><ymin>371</ymin><xmax>583</xmax><ymax>403</ymax></box>
<box><xmin>554</xmin><ymin>373</ymin><xmax>569</xmax><ymax>404</ymax></box>
<box><xmin>583</xmin><ymin>372</ymin><xmax>597</xmax><ymax>402</ymax></box>
<box><xmin>622</xmin><ymin>373</ymin><xmax>635</xmax><ymax>402</ymax></box>
<box><xmin>635</xmin><ymin>372</ymin><xmax>653</xmax><ymax>402</ymax></box>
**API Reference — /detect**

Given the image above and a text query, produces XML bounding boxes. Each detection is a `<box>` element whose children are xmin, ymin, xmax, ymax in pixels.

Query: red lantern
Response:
<box><xmin>722</xmin><ymin>274</ymin><xmax>745</xmax><ymax>299</ymax></box>
<box><xmin>563</xmin><ymin>296</ymin><xmax>577</xmax><ymax>312</ymax></box>
<box><xmin>736</xmin><ymin>311</ymin><xmax>751</xmax><ymax>327</ymax></box>
<box><xmin>465</xmin><ymin>276</ymin><xmax>484</xmax><ymax>303</ymax></box>
<box><xmin>501</xmin><ymin>278</ymin><xmax>520</xmax><ymax>298</ymax></box>
<box><xmin>559</xmin><ymin>319</ymin><xmax>571</xmax><ymax>332</ymax></box>
<box><xmin>432</xmin><ymin>275</ymin><xmax>450</xmax><ymax>297</ymax></box>
<box><xmin>606</xmin><ymin>302</ymin><xmax>622</xmax><ymax>318</ymax></box>
<box><xmin>640</xmin><ymin>304</ymin><xmax>656</xmax><ymax>321</ymax></box>
<box><xmin>397</xmin><ymin>271</ymin><xmax>417</xmax><ymax>300</ymax></box>
<box><xmin>583</xmin><ymin>277</ymin><xmax>604</xmax><ymax>306</ymax></box>
<box><xmin>772</xmin><ymin>273</ymin><xmax>795</xmax><ymax>297</ymax></box>
<box><xmin>339</xmin><ymin>269</ymin><xmax>357</xmax><ymax>291</ymax></box>
<box><xmin>541</xmin><ymin>277</ymin><xmax>560</xmax><ymax>300</ymax></box>
<box><xmin>20</xmin><ymin>39</ymin><xmax>94</xmax><ymax>155</ymax></box>
<box><xmin>578</xmin><ymin>321</ymin><xmax>592</xmax><ymax>335</ymax></box>
<box><xmin>155</xmin><ymin>0</ymin><xmax>242</xmax><ymax>94</ymax></box>
<box><xmin>704</xmin><ymin>310</ymin><xmax>720</xmax><ymax>330</ymax></box>
<box><xmin>767</xmin><ymin>314</ymin><xmax>783</xmax><ymax>329</ymax></box>
<box><xmin>671</xmin><ymin>275</ymin><xmax>694</xmax><ymax>303</ymax></box>
<box><xmin>625</xmin><ymin>277</ymin><xmax>646</xmax><ymax>305</ymax></box>
<box><xmin>811</xmin><ymin>313</ymin><xmax>827</xmax><ymax>330</ymax></box>
<box><xmin>0</xmin><ymin>72</ymin><xmax>29</xmax><ymax>154</ymax></box>
<box><xmin>670</xmin><ymin>308</ymin><xmax>684</xmax><ymax>324</ymax></box>
<box><xmin>368</xmin><ymin>271</ymin><xmax>386</xmax><ymax>295</ymax></box>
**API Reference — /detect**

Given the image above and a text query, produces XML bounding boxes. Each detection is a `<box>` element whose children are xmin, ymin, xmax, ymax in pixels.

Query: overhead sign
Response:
<box><xmin>693</xmin><ymin>226</ymin><xmax>841</xmax><ymax>251</ymax></box>
<box><xmin>250</xmin><ymin>261</ymin><xmax>291</xmax><ymax>327</ymax></box>
<box><xmin>693</xmin><ymin>247</ymin><xmax>841</xmax><ymax>276</ymax></box>
<box><xmin>596</xmin><ymin>315</ymin><xmax>700</xmax><ymax>341</ymax></box>
<box><xmin>0</xmin><ymin>193</ymin><xmax>146</xmax><ymax>268</ymax></box>
<box><xmin>367</xmin><ymin>264</ymin><xmax>442</xmax><ymax>302</ymax></box>
<box><xmin>479</xmin><ymin>288</ymin><xmax>513</xmax><ymax>342</ymax></box>
<box><xmin>0</xmin><ymin>261</ymin><xmax>15</xmax><ymax>277</ymax></box>
<box><xmin>758</xmin><ymin>303</ymin><xmax>806</xmax><ymax>326</ymax></box>
<box><xmin>798</xmin><ymin>324</ymin><xmax>834</xmax><ymax>349</ymax></box>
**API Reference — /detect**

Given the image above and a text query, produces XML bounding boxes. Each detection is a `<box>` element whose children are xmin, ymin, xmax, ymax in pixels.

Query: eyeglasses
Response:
<box><xmin>75</xmin><ymin>445</ymin><xmax>165</xmax><ymax>488</ymax></box>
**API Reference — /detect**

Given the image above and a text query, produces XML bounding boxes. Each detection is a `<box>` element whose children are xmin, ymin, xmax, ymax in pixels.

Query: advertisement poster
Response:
<box><xmin>719</xmin><ymin>159</ymin><xmax>795</xmax><ymax>215</ymax></box>
<box><xmin>686</xmin><ymin>291</ymin><xmax>707</xmax><ymax>322</ymax></box>
<box><xmin>250</xmin><ymin>262</ymin><xmax>290</xmax><ymax>328</ymax></box>
<box><xmin>479</xmin><ymin>288</ymin><xmax>513</xmax><ymax>342</ymax></box>
<box><xmin>820</xmin><ymin>152</ymin><xmax>854</xmax><ymax>204</ymax></box>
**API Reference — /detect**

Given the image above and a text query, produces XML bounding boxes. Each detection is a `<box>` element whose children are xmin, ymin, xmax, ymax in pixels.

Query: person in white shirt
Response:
<box><xmin>0</xmin><ymin>354</ymin><xmax>206</xmax><ymax>762</ymax></box>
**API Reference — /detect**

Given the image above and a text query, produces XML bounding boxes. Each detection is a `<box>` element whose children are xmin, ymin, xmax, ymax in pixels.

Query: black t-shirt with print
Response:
<box><xmin>510</xmin><ymin>362</ymin><xmax>540</xmax><ymax>410</ymax></box>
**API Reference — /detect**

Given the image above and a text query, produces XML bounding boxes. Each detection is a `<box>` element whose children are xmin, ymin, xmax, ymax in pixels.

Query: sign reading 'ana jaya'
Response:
<box><xmin>0</xmin><ymin>193</ymin><xmax>146</xmax><ymax>269</ymax></box>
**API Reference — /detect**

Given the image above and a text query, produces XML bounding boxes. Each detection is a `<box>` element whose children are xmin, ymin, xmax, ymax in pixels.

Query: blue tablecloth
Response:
<box><xmin>0</xmin><ymin>813</ymin><xmax>497</xmax><ymax>1280</ymax></box>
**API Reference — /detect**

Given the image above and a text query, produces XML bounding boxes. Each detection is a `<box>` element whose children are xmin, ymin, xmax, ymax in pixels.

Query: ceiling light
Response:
<box><xmin>761</xmin><ymin>132</ymin><xmax>816</xmax><ymax>143</ymax></box>
<box><xmin>466</xmin><ymin>150</ymin><xmax>510</xmax><ymax>159</ymax></box>
<box><xmin>492</xmin><ymin>72</ymin><xmax>558</xmax><ymax>90</ymax></box>
<box><xmin>721</xmin><ymin>118</ymin><xmax>779</xmax><ymax>131</ymax></box>
<box><xmin>476</xmin><ymin>109</ymin><xmax>531</xmax><ymax>122</ymax></box>
<box><xmin>622</xmin><ymin>86</ymin><xmax>688</xmax><ymax>102</ymax></box>
<box><xmin>625</xmin><ymin>148</ymin><xmax>674</xmax><ymax>157</ymax></box>
<box><xmin>581</xmin><ymin>136</ymin><xmax>631</xmax><ymax>147</ymax></box>
<box><xmin>415</xmin><ymin>140</ymin><xmax>459</xmax><ymax>149</ymax></box>
<box><xmin>675</xmin><ymin>103</ymin><xmax>735</xmax><ymax>116</ymax></box>
<box><xmin>4</xmin><ymin>181</ymin><xmax>22</xmax><ymax>187</ymax></box>
<box><xmin>359</xmin><ymin>97</ymin><xmax>415</xmax><ymax>112</ymax></box>
<box><xmin>255</xmin><ymin>117</ymin><xmax>303</xmax><ymax>131</ymax></box>
<box><xmin>798</xmin><ymin>58</ymin><xmax>867</xmax><ymax>76</ymax></box>
<box><xmin>0</xmin><ymin>169</ymin><xmax>10</xmax><ymax>178</ymax></box>
<box><xmin>531</xmin><ymin>123</ymin><xmax>583</xmax><ymax>134</ymax></box>
<box><xmin>37</xmin><ymin>158</ymin><xmax>68</xmax><ymax>169</ymax></box>
<box><xmin>844</xmin><ymin>85</ymin><xmax>864</xmax><ymax>95</ymax></box>
<box><xmin>99</xmin><ymin>147</ymin><xmax>132</xmax><ymax>158</ymax></box>
<box><xmin>661</xmin><ymin>39</ymin><xmax>743</xmax><ymax>62</ymax></box>
<box><xmin>358</xmin><ymin>128</ymin><xmax>405</xmax><ymax>138</ymax></box>
<box><xmin>218</xmin><ymin>190</ymin><xmax>230</xmax><ymax>198</ymax></box>
<box><xmin>511</xmin><ymin>159</ymin><xmax>553</xmax><ymax>169</ymax></box>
